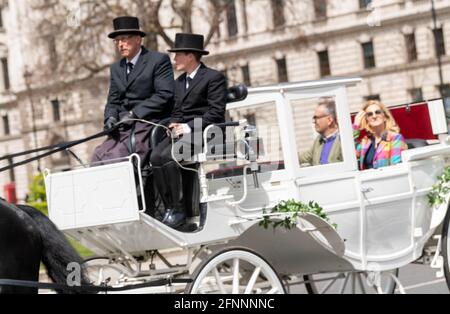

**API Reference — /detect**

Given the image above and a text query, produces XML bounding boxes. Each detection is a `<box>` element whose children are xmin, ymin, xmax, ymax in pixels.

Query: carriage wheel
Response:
<box><xmin>303</xmin><ymin>268</ymin><xmax>399</xmax><ymax>294</ymax></box>
<box><xmin>442</xmin><ymin>205</ymin><xmax>450</xmax><ymax>291</ymax></box>
<box><xmin>186</xmin><ymin>247</ymin><xmax>286</xmax><ymax>294</ymax></box>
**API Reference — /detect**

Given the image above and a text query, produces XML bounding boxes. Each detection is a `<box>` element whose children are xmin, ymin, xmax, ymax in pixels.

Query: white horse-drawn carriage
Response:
<box><xmin>44</xmin><ymin>77</ymin><xmax>450</xmax><ymax>294</ymax></box>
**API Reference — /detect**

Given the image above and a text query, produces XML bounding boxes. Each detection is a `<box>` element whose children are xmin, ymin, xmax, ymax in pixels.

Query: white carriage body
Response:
<box><xmin>45</xmin><ymin>77</ymin><xmax>450</xmax><ymax>279</ymax></box>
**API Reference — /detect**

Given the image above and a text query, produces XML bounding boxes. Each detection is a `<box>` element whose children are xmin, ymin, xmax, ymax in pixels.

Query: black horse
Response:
<box><xmin>0</xmin><ymin>198</ymin><xmax>89</xmax><ymax>293</ymax></box>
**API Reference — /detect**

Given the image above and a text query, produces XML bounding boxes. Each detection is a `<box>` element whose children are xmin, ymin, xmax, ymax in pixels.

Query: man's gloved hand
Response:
<box><xmin>118</xmin><ymin>111</ymin><xmax>137</xmax><ymax>130</ymax></box>
<box><xmin>104</xmin><ymin>116</ymin><xmax>118</xmax><ymax>132</ymax></box>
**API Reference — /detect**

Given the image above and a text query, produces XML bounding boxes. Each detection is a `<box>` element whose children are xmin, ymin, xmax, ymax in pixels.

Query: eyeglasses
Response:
<box><xmin>113</xmin><ymin>35</ymin><xmax>136</xmax><ymax>44</ymax></box>
<box><xmin>366</xmin><ymin>110</ymin><xmax>383</xmax><ymax>118</ymax></box>
<box><xmin>312</xmin><ymin>114</ymin><xmax>330</xmax><ymax>121</ymax></box>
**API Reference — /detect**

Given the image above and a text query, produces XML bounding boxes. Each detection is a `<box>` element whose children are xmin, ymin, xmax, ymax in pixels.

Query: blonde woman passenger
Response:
<box><xmin>353</xmin><ymin>100</ymin><xmax>407</xmax><ymax>170</ymax></box>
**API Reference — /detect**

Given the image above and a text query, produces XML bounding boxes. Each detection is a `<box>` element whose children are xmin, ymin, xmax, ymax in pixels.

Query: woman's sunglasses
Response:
<box><xmin>366</xmin><ymin>109</ymin><xmax>383</xmax><ymax>118</ymax></box>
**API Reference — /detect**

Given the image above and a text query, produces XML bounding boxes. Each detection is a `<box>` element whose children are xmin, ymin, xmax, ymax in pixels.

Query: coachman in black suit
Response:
<box><xmin>91</xmin><ymin>16</ymin><xmax>174</xmax><ymax>163</ymax></box>
<box><xmin>150</xmin><ymin>33</ymin><xmax>227</xmax><ymax>229</ymax></box>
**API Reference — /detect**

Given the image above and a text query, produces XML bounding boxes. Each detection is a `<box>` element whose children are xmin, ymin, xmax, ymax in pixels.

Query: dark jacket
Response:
<box><xmin>104</xmin><ymin>47</ymin><xmax>175</xmax><ymax>122</ymax></box>
<box><xmin>170</xmin><ymin>63</ymin><xmax>227</xmax><ymax>130</ymax></box>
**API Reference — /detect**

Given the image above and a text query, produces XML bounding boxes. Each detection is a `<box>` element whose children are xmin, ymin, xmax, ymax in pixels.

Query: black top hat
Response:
<box><xmin>167</xmin><ymin>33</ymin><xmax>209</xmax><ymax>55</ymax></box>
<box><xmin>108</xmin><ymin>16</ymin><xmax>146</xmax><ymax>39</ymax></box>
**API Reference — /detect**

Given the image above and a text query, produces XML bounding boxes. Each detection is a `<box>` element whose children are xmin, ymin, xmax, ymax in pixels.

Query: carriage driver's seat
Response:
<box><xmin>147</xmin><ymin>84</ymin><xmax>248</xmax><ymax>222</ymax></box>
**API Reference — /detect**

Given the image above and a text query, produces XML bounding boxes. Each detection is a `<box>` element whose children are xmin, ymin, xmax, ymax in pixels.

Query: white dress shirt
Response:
<box><xmin>126</xmin><ymin>48</ymin><xmax>142</xmax><ymax>74</ymax></box>
<box><xmin>185</xmin><ymin>63</ymin><xmax>201</xmax><ymax>89</ymax></box>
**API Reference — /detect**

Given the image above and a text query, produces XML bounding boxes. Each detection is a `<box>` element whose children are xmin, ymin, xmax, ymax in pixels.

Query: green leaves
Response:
<box><xmin>26</xmin><ymin>173</ymin><xmax>48</xmax><ymax>216</ymax></box>
<box><xmin>427</xmin><ymin>166</ymin><xmax>450</xmax><ymax>207</ymax></box>
<box><xmin>258</xmin><ymin>199</ymin><xmax>336</xmax><ymax>231</ymax></box>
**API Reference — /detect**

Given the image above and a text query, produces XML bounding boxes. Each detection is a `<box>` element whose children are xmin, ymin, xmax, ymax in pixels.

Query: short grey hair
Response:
<box><xmin>318</xmin><ymin>98</ymin><xmax>337</xmax><ymax>122</ymax></box>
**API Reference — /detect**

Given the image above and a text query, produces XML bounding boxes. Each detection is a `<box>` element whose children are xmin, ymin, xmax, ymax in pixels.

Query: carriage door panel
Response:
<box><xmin>295</xmin><ymin>174</ymin><xmax>362</xmax><ymax>258</ymax></box>
<box><xmin>359</xmin><ymin>167</ymin><xmax>413</xmax><ymax>259</ymax></box>
<box><xmin>289</xmin><ymin>88</ymin><xmax>361</xmax><ymax>258</ymax></box>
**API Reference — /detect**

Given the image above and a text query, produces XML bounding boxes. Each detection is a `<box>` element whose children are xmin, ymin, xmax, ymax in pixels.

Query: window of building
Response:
<box><xmin>314</xmin><ymin>0</ymin><xmax>327</xmax><ymax>19</ymax></box>
<box><xmin>409</xmin><ymin>88</ymin><xmax>423</xmax><ymax>103</ymax></box>
<box><xmin>359</xmin><ymin>0</ymin><xmax>372</xmax><ymax>9</ymax></box>
<box><xmin>405</xmin><ymin>33</ymin><xmax>417</xmax><ymax>62</ymax></box>
<box><xmin>364</xmin><ymin>94</ymin><xmax>380</xmax><ymax>101</ymax></box>
<box><xmin>439</xmin><ymin>84</ymin><xmax>450</xmax><ymax>98</ymax></box>
<box><xmin>433</xmin><ymin>28</ymin><xmax>446</xmax><ymax>57</ymax></box>
<box><xmin>51</xmin><ymin>99</ymin><xmax>61</xmax><ymax>122</ymax></box>
<box><xmin>241</xmin><ymin>64</ymin><xmax>251</xmax><ymax>86</ymax></box>
<box><xmin>362</xmin><ymin>41</ymin><xmax>376</xmax><ymax>69</ymax></box>
<box><xmin>276</xmin><ymin>57</ymin><xmax>288</xmax><ymax>83</ymax></box>
<box><xmin>2</xmin><ymin>115</ymin><xmax>9</xmax><ymax>135</ymax></box>
<box><xmin>50</xmin><ymin>135</ymin><xmax>71</xmax><ymax>168</ymax></box>
<box><xmin>271</xmin><ymin>0</ymin><xmax>285</xmax><ymax>28</ymax></box>
<box><xmin>318</xmin><ymin>50</ymin><xmax>331</xmax><ymax>77</ymax></box>
<box><xmin>1</xmin><ymin>58</ymin><xmax>10</xmax><ymax>90</ymax></box>
<box><xmin>226</xmin><ymin>0</ymin><xmax>239</xmax><ymax>37</ymax></box>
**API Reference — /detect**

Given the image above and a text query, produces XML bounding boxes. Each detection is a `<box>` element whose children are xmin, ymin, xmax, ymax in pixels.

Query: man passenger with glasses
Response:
<box><xmin>299</xmin><ymin>99</ymin><xmax>343</xmax><ymax>166</ymax></box>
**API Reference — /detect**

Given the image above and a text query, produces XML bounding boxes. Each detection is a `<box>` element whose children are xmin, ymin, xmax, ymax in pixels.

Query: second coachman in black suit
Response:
<box><xmin>150</xmin><ymin>33</ymin><xmax>227</xmax><ymax>229</ymax></box>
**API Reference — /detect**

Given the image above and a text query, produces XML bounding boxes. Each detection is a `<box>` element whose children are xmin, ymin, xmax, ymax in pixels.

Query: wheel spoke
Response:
<box><xmin>213</xmin><ymin>267</ymin><xmax>227</xmax><ymax>294</ymax></box>
<box><xmin>356</xmin><ymin>273</ymin><xmax>366</xmax><ymax>294</ymax></box>
<box><xmin>189</xmin><ymin>250</ymin><xmax>284</xmax><ymax>294</ymax></box>
<box><xmin>339</xmin><ymin>273</ymin><xmax>350</xmax><ymax>294</ymax></box>
<box><xmin>306</xmin><ymin>270</ymin><xmax>399</xmax><ymax>294</ymax></box>
<box><xmin>319</xmin><ymin>275</ymin><xmax>340</xmax><ymax>294</ymax></box>
<box><xmin>351</xmin><ymin>273</ymin><xmax>356</xmax><ymax>294</ymax></box>
<box><xmin>244</xmin><ymin>267</ymin><xmax>261</xmax><ymax>294</ymax></box>
<box><xmin>98</xmin><ymin>267</ymin><xmax>104</xmax><ymax>286</ymax></box>
<box><xmin>232</xmin><ymin>258</ymin><xmax>240</xmax><ymax>294</ymax></box>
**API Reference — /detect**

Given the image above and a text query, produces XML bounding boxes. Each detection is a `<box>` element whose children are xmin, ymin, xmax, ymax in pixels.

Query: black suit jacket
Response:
<box><xmin>170</xmin><ymin>63</ymin><xmax>227</xmax><ymax>130</ymax></box>
<box><xmin>104</xmin><ymin>47</ymin><xmax>175</xmax><ymax>122</ymax></box>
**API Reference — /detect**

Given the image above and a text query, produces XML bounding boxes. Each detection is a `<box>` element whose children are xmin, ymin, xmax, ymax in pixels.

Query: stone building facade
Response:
<box><xmin>0</xmin><ymin>0</ymin><xmax>449</xmax><ymax>201</ymax></box>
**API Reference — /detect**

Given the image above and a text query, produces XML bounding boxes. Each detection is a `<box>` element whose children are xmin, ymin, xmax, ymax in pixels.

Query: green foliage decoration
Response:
<box><xmin>259</xmin><ymin>199</ymin><xmax>337</xmax><ymax>230</ymax></box>
<box><xmin>427</xmin><ymin>166</ymin><xmax>450</xmax><ymax>207</ymax></box>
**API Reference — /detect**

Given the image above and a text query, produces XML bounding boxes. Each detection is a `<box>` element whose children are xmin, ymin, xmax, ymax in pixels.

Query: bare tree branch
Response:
<box><xmin>27</xmin><ymin>0</ymin><xmax>227</xmax><ymax>85</ymax></box>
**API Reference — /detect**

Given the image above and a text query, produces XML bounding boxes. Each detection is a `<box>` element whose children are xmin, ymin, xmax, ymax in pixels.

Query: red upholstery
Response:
<box><xmin>390</xmin><ymin>103</ymin><xmax>437</xmax><ymax>140</ymax></box>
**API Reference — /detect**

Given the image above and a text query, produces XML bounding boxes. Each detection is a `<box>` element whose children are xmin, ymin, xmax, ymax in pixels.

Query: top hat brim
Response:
<box><xmin>167</xmin><ymin>48</ymin><xmax>209</xmax><ymax>55</ymax></box>
<box><xmin>108</xmin><ymin>29</ymin><xmax>146</xmax><ymax>39</ymax></box>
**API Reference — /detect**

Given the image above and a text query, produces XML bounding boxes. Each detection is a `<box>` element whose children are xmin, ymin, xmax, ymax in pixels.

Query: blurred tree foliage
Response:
<box><xmin>26</xmin><ymin>173</ymin><xmax>48</xmax><ymax>215</ymax></box>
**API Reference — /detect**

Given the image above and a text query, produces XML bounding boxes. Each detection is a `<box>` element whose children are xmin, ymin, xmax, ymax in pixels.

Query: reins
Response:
<box><xmin>0</xmin><ymin>129</ymin><xmax>112</xmax><ymax>173</ymax></box>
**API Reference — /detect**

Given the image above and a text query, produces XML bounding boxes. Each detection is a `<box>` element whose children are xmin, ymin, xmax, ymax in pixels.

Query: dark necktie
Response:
<box><xmin>127</xmin><ymin>62</ymin><xmax>134</xmax><ymax>80</ymax></box>
<box><xmin>186</xmin><ymin>76</ymin><xmax>193</xmax><ymax>90</ymax></box>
